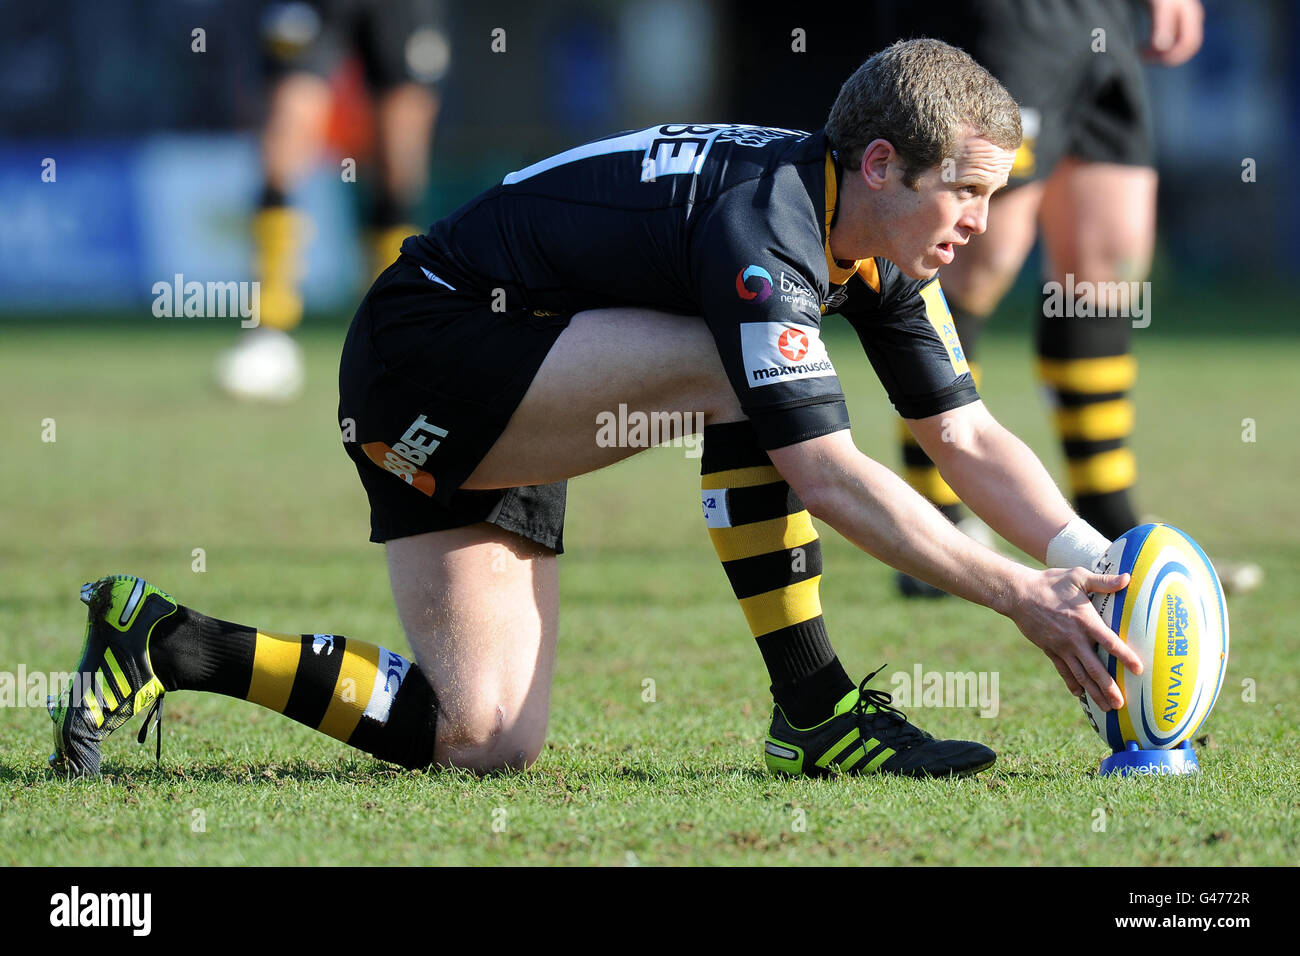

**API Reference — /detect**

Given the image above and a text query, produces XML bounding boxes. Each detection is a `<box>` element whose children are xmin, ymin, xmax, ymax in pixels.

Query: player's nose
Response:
<box><xmin>963</xmin><ymin>197</ymin><xmax>991</xmax><ymax>236</ymax></box>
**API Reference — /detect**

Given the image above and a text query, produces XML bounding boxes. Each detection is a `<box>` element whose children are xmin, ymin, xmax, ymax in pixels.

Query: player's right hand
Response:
<box><xmin>1005</xmin><ymin>567</ymin><xmax>1140</xmax><ymax>710</ymax></box>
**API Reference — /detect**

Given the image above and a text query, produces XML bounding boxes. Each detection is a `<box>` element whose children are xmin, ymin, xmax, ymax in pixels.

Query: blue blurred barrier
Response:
<box><xmin>1</xmin><ymin>135</ymin><xmax>362</xmax><ymax>316</ymax></box>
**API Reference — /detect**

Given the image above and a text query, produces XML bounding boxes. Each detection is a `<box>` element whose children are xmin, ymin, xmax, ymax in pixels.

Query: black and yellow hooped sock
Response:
<box><xmin>701</xmin><ymin>421</ymin><xmax>852</xmax><ymax>727</ymax></box>
<box><xmin>898</xmin><ymin>305</ymin><xmax>984</xmax><ymax>522</ymax></box>
<box><xmin>1036</xmin><ymin>295</ymin><xmax>1140</xmax><ymax>539</ymax></box>
<box><xmin>151</xmin><ymin>609</ymin><xmax>438</xmax><ymax>769</ymax></box>
<box><xmin>252</xmin><ymin>186</ymin><xmax>307</xmax><ymax>332</ymax></box>
<box><xmin>366</xmin><ymin>192</ymin><xmax>419</xmax><ymax>281</ymax></box>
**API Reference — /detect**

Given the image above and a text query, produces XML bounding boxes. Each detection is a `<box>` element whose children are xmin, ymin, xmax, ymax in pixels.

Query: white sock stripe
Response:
<box><xmin>363</xmin><ymin>648</ymin><xmax>412</xmax><ymax>724</ymax></box>
<box><xmin>701</xmin><ymin>488</ymin><xmax>732</xmax><ymax>528</ymax></box>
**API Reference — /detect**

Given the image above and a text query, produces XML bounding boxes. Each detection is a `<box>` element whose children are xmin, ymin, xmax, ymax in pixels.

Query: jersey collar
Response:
<box><xmin>823</xmin><ymin>150</ymin><xmax>881</xmax><ymax>294</ymax></box>
<box><xmin>823</xmin><ymin>150</ymin><xmax>863</xmax><ymax>286</ymax></box>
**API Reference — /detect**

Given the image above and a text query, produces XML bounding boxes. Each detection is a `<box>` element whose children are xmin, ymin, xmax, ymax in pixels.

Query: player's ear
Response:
<box><xmin>860</xmin><ymin>138</ymin><xmax>895</xmax><ymax>190</ymax></box>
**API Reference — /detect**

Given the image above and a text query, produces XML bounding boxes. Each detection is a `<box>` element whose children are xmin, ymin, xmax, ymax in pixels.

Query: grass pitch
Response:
<box><xmin>1</xmin><ymin>290</ymin><xmax>1296</xmax><ymax>866</ymax></box>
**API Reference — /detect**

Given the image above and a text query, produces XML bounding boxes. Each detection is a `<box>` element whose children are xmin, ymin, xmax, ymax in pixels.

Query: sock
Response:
<box><xmin>259</xmin><ymin>183</ymin><xmax>289</xmax><ymax>209</ymax></box>
<box><xmin>898</xmin><ymin>304</ymin><xmax>985</xmax><ymax>521</ymax></box>
<box><xmin>151</xmin><ymin>607</ymin><xmax>438</xmax><ymax>770</ymax></box>
<box><xmin>368</xmin><ymin>191</ymin><xmax>413</xmax><ymax>230</ymax></box>
<box><xmin>366</xmin><ymin>223</ymin><xmax>418</xmax><ymax>283</ymax></box>
<box><xmin>252</xmin><ymin>189</ymin><xmax>307</xmax><ymax>332</ymax></box>
<box><xmin>1036</xmin><ymin>289</ymin><xmax>1140</xmax><ymax>539</ymax></box>
<box><xmin>365</xmin><ymin>192</ymin><xmax>419</xmax><ymax>281</ymax></box>
<box><xmin>701</xmin><ymin>421</ymin><xmax>852</xmax><ymax>727</ymax></box>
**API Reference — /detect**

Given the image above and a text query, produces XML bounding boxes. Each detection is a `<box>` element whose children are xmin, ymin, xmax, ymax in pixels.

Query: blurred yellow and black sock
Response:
<box><xmin>366</xmin><ymin>223</ymin><xmax>418</xmax><ymax>284</ymax></box>
<box><xmin>252</xmin><ymin>186</ymin><xmax>307</xmax><ymax>332</ymax></box>
<box><xmin>1037</xmin><ymin>291</ymin><xmax>1140</xmax><ymax>539</ymax></box>
<box><xmin>366</xmin><ymin>192</ymin><xmax>418</xmax><ymax>282</ymax></box>
<box><xmin>701</xmin><ymin>421</ymin><xmax>852</xmax><ymax>727</ymax></box>
<box><xmin>151</xmin><ymin>608</ymin><xmax>438</xmax><ymax>769</ymax></box>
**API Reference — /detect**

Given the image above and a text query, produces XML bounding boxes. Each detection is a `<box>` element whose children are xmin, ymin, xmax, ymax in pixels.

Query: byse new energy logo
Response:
<box><xmin>736</xmin><ymin>264</ymin><xmax>820</xmax><ymax>312</ymax></box>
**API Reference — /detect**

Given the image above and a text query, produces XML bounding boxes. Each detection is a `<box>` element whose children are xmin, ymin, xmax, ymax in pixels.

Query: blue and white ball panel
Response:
<box><xmin>1082</xmin><ymin>524</ymin><xmax>1229</xmax><ymax>752</ymax></box>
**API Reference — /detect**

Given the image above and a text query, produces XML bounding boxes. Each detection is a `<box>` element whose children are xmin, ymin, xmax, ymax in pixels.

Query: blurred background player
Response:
<box><xmin>876</xmin><ymin>0</ymin><xmax>1259</xmax><ymax>597</ymax></box>
<box><xmin>216</xmin><ymin>0</ymin><xmax>451</xmax><ymax>401</ymax></box>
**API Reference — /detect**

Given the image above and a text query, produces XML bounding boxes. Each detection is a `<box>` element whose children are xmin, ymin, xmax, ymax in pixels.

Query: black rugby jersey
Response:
<box><xmin>401</xmin><ymin>123</ymin><xmax>978</xmax><ymax>448</ymax></box>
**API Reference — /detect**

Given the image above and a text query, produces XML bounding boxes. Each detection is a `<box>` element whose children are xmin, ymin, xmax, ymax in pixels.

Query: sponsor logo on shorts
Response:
<box><xmin>361</xmin><ymin>413</ymin><xmax>449</xmax><ymax>497</ymax></box>
<box><xmin>363</xmin><ymin>442</ymin><xmax>438</xmax><ymax>497</ymax></box>
<box><xmin>735</xmin><ymin>264</ymin><xmax>774</xmax><ymax>303</ymax></box>
<box><xmin>740</xmin><ymin>322</ymin><xmax>836</xmax><ymax>388</ymax></box>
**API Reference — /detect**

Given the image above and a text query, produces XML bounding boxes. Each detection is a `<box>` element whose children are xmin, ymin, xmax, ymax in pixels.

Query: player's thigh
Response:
<box><xmin>1039</xmin><ymin>159</ymin><xmax>1157</xmax><ymax>281</ymax></box>
<box><xmin>385</xmin><ymin>523</ymin><xmax>559</xmax><ymax>771</ymax></box>
<box><xmin>939</xmin><ymin>180</ymin><xmax>1045</xmax><ymax>317</ymax></box>
<box><xmin>465</xmin><ymin>307</ymin><xmax>744</xmax><ymax>490</ymax></box>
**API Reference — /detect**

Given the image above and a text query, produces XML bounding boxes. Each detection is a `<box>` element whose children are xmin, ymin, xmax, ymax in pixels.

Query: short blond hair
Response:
<box><xmin>826</xmin><ymin>38</ymin><xmax>1022</xmax><ymax>188</ymax></box>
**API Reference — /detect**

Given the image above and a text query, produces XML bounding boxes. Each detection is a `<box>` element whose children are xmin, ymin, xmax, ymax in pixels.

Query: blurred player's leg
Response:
<box><xmin>1036</xmin><ymin>158</ymin><xmax>1155</xmax><ymax>540</ymax></box>
<box><xmin>367</xmin><ymin>84</ymin><xmax>438</xmax><ymax>279</ymax></box>
<box><xmin>218</xmin><ymin>0</ymin><xmax>341</xmax><ymax>401</ymax></box>
<box><xmin>214</xmin><ymin>71</ymin><xmax>332</xmax><ymax>402</ymax></box>
<box><xmin>256</xmin><ymin>71</ymin><xmax>333</xmax><ymax>334</ymax></box>
<box><xmin>357</xmin><ymin>0</ymin><xmax>449</xmax><ymax>278</ymax></box>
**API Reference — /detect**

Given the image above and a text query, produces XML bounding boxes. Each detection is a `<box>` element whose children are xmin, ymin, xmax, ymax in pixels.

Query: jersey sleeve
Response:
<box><xmin>836</xmin><ymin>259</ymin><xmax>980</xmax><ymax>419</ymax></box>
<box><xmin>688</xmin><ymin>178</ymin><xmax>850</xmax><ymax>449</ymax></box>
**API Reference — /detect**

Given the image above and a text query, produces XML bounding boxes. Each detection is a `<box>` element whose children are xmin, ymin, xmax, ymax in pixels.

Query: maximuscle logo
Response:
<box><xmin>740</xmin><ymin>322</ymin><xmax>835</xmax><ymax>388</ymax></box>
<box><xmin>776</xmin><ymin>327</ymin><xmax>809</xmax><ymax>361</ymax></box>
<box><xmin>735</xmin><ymin>265</ymin><xmax>773</xmax><ymax>303</ymax></box>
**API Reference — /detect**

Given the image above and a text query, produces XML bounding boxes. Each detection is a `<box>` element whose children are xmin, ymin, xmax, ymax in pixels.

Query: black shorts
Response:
<box><xmin>885</xmin><ymin>0</ymin><xmax>1155</xmax><ymax>185</ymax></box>
<box><xmin>261</xmin><ymin>0</ymin><xmax>451</xmax><ymax>91</ymax></box>
<box><xmin>337</xmin><ymin>257</ymin><xmax>572</xmax><ymax>552</ymax></box>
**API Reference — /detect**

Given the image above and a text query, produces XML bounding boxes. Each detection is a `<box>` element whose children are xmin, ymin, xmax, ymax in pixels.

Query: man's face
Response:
<box><xmin>872</xmin><ymin>132</ymin><xmax>1016</xmax><ymax>280</ymax></box>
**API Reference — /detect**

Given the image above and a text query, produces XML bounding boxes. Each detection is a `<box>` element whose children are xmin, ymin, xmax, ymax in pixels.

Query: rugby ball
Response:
<box><xmin>1081</xmin><ymin>523</ymin><xmax>1229</xmax><ymax>752</ymax></box>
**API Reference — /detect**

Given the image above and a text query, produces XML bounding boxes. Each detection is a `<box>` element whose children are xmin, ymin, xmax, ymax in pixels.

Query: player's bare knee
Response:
<box><xmin>436</xmin><ymin>700</ymin><xmax>545</xmax><ymax>773</ymax></box>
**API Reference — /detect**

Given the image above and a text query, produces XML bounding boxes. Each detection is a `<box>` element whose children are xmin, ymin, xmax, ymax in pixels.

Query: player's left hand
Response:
<box><xmin>1143</xmin><ymin>0</ymin><xmax>1204</xmax><ymax>66</ymax></box>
